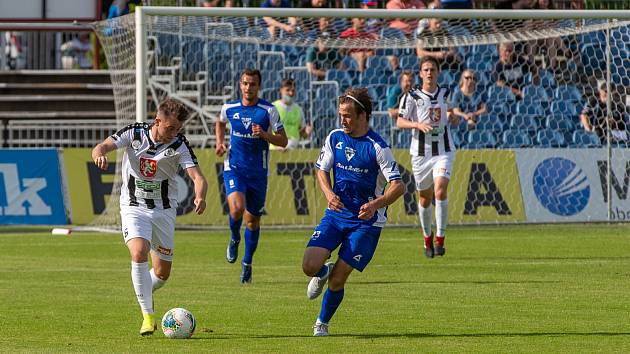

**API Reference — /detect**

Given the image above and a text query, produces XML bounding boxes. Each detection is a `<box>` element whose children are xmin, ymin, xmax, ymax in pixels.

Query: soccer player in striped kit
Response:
<box><xmin>91</xmin><ymin>98</ymin><xmax>208</xmax><ymax>335</ymax></box>
<box><xmin>396</xmin><ymin>56</ymin><xmax>457</xmax><ymax>258</ymax></box>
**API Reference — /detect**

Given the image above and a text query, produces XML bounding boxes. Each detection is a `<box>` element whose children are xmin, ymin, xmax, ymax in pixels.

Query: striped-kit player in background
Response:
<box><xmin>91</xmin><ymin>98</ymin><xmax>208</xmax><ymax>336</ymax></box>
<box><xmin>215</xmin><ymin>69</ymin><xmax>288</xmax><ymax>284</ymax></box>
<box><xmin>396</xmin><ymin>56</ymin><xmax>458</xmax><ymax>259</ymax></box>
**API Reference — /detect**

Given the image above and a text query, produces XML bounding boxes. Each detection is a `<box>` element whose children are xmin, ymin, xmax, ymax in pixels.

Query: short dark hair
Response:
<box><xmin>240</xmin><ymin>68</ymin><xmax>262</xmax><ymax>85</ymax></box>
<box><xmin>158</xmin><ymin>98</ymin><xmax>189</xmax><ymax>122</ymax></box>
<box><xmin>419</xmin><ymin>56</ymin><xmax>439</xmax><ymax>70</ymax></box>
<box><xmin>339</xmin><ymin>87</ymin><xmax>373</xmax><ymax>120</ymax></box>
<box><xmin>400</xmin><ymin>70</ymin><xmax>414</xmax><ymax>81</ymax></box>
<box><xmin>280</xmin><ymin>78</ymin><xmax>295</xmax><ymax>89</ymax></box>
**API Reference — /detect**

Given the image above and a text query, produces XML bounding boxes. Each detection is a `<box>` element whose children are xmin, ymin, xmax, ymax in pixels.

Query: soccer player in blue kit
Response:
<box><xmin>302</xmin><ymin>87</ymin><xmax>404</xmax><ymax>336</ymax></box>
<box><xmin>216</xmin><ymin>69</ymin><xmax>288</xmax><ymax>283</ymax></box>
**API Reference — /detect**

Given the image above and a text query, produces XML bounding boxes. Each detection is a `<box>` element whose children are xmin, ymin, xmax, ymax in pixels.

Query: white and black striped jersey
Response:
<box><xmin>398</xmin><ymin>85</ymin><xmax>455</xmax><ymax>157</ymax></box>
<box><xmin>110</xmin><ymin>123</ymin><xmax>198</xmax><ymax>210</ymax></box>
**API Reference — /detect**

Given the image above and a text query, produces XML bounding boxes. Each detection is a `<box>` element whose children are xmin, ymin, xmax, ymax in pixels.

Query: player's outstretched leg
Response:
<box><xmin>131</xmin><ymin>261</ymin><xmax>156</xmax><ymax>335</ymax></box>
<box><xmin>240</xmin><ymin>226</ymin><xmax>260</xmax><ymax>284</ymax></box>
<box><xmin>307</xmin><ymin>262</ymin><xmax>334</xmax><ymax>300</ymax></box>
<box><xmin>313</xmin><ymin>287</ymin><xmax>345</xmax><ymax>336</ymax></box>
<box><xmin>226</xmin><ymin>215</ymin><xmax>242</xmax><ymax>263</ymax></box>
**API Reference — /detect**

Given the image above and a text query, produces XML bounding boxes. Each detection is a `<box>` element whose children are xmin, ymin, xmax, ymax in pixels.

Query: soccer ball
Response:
<box><xmin>161</xmin><ymin>308</ymin><xmax>196</xmax><ymax>339</ymax></box>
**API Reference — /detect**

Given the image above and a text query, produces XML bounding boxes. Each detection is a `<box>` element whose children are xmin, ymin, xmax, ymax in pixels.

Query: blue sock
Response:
<box><xmin>318</xmin><ymin>288</ymin><xmax>344</xmax><ymax>324</ymax></box>
<box><xmin>229</xmin><ymin>215</ymin><xmax>242</xmax><ymax>243</ymax></box>
<box><xmin>314</xmin><ymin>264</ymin><xmax>329</xmax><ymax>278</ymax></box>
<box><xmin>242</xmin><ymin>227</ymin><xmax>260</xmax><ymax>265</ymax></box>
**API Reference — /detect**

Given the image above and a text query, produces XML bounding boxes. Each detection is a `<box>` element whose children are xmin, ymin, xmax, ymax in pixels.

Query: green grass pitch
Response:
<box><xmin>2</xmin><ymin>224</ymin><xmax>630</xmax><ymax>353</ymax></box>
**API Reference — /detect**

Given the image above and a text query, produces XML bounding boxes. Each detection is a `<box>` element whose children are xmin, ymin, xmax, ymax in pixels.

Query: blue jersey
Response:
<box><xmin>315</xmin><ymin>129</ymin><xmax>401</xmax><ymax>227</ymax></box>
<box><xmin>220</xmin><ymin>99</ymin><xmax>284</xmax><ymax>175</ymax></box>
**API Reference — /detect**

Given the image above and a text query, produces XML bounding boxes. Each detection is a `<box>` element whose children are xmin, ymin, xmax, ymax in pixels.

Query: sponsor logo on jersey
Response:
<box><xmin>164</xmin><ymin>148</ymin><xmax>176</xmax><ymax>157</ymax></box>
<box><xmin>345</xmin><ymin>147</ymin><xmax>356</xmax><ymax>161</ymax></box>
<box><xmin>353</xmin><ymin>254</ymin><xmax>363</xmax><ymax>262</ymax></box>
<box><xmin>233</xmin><ymin>112</ymin><xmax>240</xmax><ymax>120</ymax></box>
<box><xmin>533</xmin><ymin>157</ymin><xmax>590</xmax><ymax>216</ymax></box>
<box><xmin>336</xmin><ymin>141</ymin><xmax>343</xmax><ymax>150</ymax></box>
<box><xmin>335</xmin><ymin>162</ymin><xmax>368</xmax><ymax>174</ymax></box>
<box><xmin>131</xmin><ymin>140</ymin><xmax>142</xmax><ymax>150</ymax></box>
<box><xmin>139</xmin><ymin>157</ymin><xmax>157</xmax><ymax>178</ymax></box>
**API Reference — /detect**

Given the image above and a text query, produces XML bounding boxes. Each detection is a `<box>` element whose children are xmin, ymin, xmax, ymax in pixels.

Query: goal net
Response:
<box><xmin>92</xmin><ymin>8</ymin><xmax>630</xmax><ymax>230</ymax></box>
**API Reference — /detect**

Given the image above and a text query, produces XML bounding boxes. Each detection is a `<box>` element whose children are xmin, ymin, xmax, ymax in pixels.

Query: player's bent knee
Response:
<box><xmin>245</xmin><ymin>219</ymin><xmax>260</xmax><ymax>230</ymax></box>
<box><xmin>302</xmin><ymin>258</ymin><xmax>322</xmax><ymax>276</ymax></box>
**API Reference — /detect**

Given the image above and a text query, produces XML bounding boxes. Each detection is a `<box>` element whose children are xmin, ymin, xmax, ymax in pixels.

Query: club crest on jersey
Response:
<box><xmin>139</xmin><ymin>157</ymin><xmax>157</xmax><ymax>178</ymax></box>
<box><xmin>345</xmin><ymin>147</ymin><xmax>356</xmax><ymax>161</ymax></box>
<box><xmin>131</xmin><ymin>140</ymin><xmax>142</xmax><ymax>150</ymax></box>
<box><xmin>429</xmin><ymin>107</ymin><xmax>442</xmax><ymax>122</ymax></box>
<box><xmin>335</xmin><ymin>141</ymin><xmax>343</xmax><ymax>150</ymax></box>
<box><xmin>241</xmin><ymin>117</ymin><xmax>252</xmax><ymax>129</ymax></box>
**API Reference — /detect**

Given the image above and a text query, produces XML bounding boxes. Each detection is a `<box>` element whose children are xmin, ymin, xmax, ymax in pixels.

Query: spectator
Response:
<box><xmin>261</xmin><ymin>0</ymin><xmax>297</xmax><ymax>39</ymax></box>
<box><xmin>494</xmin><ymin>0</ymin><xmax>533</xmax><ymax>9</ymax></box>
<box><xmin>386</xmin><ymin>0</ymin><xmax>426</xmax><ymax>35</ymax></box>
<box><xmin>305</xmin><ymin>34</ymin><xmax>343</xmax><ymax>79</ymax></box>
<box><xmin>387</xmin><ymin>70</ymin><xmax>415</xmax><ymax>121</ymax></box>
<box><xmin>451</xmin><ymin>69</ymin><xmax>487</xmax><ymax>129</ymax></box>
<box><xmin>307</xmin><ymin>17</ymin><xmax>338</xmax><ymax>39</ymax></box>
<box><xmin>272</xmin><ymin>78</ymin><xmax>313</xmax><ymax>150</ymax></box>
<box><xmin>3</xmin><ymin>32</ymin><xmax>25</xmax><ymax>70</ymax></box>
<box><xmin>300</xmin><ymin>0</ymin><xmax>329</xmax><ymax>8</ymax></box>
<box><xmin>528</xmin><ymin>0</ymin><xmax>571</xmax><ymax>71</ymax></box>
<box><xmin>440</xmin><ymin>0</ymin><xmax>473</xmax><ymax>9</ymax></box>
<box><xmin>339</xmin><ymin>17</ymin><xmax>379</xmax><ymax>72</ymax></box>
<box><xmin>580</xmin><ymin>83</ymin><xmax>628</xmax><ymax>144</ymax></box>
<box><xmin>492</xmin><ymin>42</ymin><xmax>530</xmax><ymax>100</ymax></box>
<box><xmin>416</xmin><ymin>18</ymin><xmax>461</xmax><ymax>71</ymax></box>
<box><xmin>108</xmin><ymin>0</ymin><xmax>130</xmax><ymax>19</ymax></box>
<box><xmin>60</xmin><ymin>32</ymin><xmax>93</xmax><ymax>70</ymax></box>
<box><xmin>360</xmin><ymin>0</ymin><xmax>382</xmax><ymax>34</ymax></box>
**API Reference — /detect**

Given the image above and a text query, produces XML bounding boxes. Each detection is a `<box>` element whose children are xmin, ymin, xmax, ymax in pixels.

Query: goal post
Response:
<box><xmin>93</xmin><ymin>7</ymin><xmax>630</xmax><ymax>229</ymax></box>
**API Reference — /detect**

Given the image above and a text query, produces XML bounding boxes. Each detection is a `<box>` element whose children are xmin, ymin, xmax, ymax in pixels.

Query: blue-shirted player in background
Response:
<box><xmin>216</xmin><ymin>69</ymin><xmax>288</xmax><ymax>284</ymax></box>
<box><xmin>302</xmin><ymin>87</ymin><xmax>404</xmax><ymax>336</ymax></box>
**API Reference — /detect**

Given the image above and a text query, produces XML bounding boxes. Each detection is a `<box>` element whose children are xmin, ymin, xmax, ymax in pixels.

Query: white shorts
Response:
<box><xmin>411</xmin><ymin>152</ymin><xmax>455</xmax><ymax>191</ymax></box>
<box><xmin>120</xmin><ymin>206</ymin><xmax>177</xmax><ymax>261</ymax></box>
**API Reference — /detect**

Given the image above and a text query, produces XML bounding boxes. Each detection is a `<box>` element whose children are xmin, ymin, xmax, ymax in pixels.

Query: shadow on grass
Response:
<box><xmin>339</xmin><ymin>331</ymin><xmax>630</xmax><ymax>339</ymax></box>
<box><xmin>458</xmin><ymin>256</ymin><xmax>630</xmax><ymax>261</ymax></box>
<box><xmin>183</xmin><ymin>331</ymin><xmax>630</xmax><ymax>340</ymax></box>
<box><xmin>353</xmin><ymin>280</ymin><xmax>561</xmax><ymax>285</ymax></box>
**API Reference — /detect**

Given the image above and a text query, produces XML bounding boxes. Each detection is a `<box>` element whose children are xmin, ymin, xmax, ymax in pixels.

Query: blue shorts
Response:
<box><xmin>306</xmin><ymin>214</ymin><xmax>382</xmax><ymax>272</ymax></box>
<box><xmin>223</xmin><ymin>169</ymin><xmax>267</xmax><ymax>217</ymax></box>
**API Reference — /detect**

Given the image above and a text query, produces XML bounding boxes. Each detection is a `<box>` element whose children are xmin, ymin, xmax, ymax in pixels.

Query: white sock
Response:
<box><xmin>435</xmin><ymin>199</ymin><xmax>448</xmax><ymax>237</ymax></box>
<box><xmin>131</xmin><ymin>261</ymin><xmax>153</xmax><ymax>314</ymax></box>
<box><xmin>150</xmin><ymin>268</ymin><xmax>166</xmax><ymax>292</ymax></box>
<box><xmin>418</xmin><ymin>204</ymin><xmax>433</xmax><ymax>236</ymax></box>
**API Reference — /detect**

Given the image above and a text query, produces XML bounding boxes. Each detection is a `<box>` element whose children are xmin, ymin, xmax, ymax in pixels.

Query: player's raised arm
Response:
<box><xmin>185</xmin><ymin>166</ymin><xmax>208</xmax><ymax>215</ymax></box>
<box><xmin>91</xmin><ymin>137</ymin><xmax>117</xmax><ymax>170</ymax></box>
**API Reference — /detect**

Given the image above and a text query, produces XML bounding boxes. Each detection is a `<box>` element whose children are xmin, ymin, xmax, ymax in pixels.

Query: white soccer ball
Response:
<box><xmin>161</xmin><ymin>308</ymin><xmax>196</xmax><ymax>339</ymax></box>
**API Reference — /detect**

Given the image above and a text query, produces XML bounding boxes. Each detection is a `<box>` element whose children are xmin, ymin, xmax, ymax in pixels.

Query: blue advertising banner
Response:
<box><xmin>0</xmin><ymin>149</ymin><xmax>68</xmax><ymax>225</ymax></box>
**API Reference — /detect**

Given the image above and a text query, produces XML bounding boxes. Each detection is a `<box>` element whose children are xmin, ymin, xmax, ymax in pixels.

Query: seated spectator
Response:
<box><xmin>386</xmin><ymin>0</ymin><xmax>426</xmax><ymax>35</ymax></box>
<box><xmin>339</xmin><ymin>17</ymin><xmax>379</xmax><ymax>72</ymax></box>
<box><xmin>305</xmin><ymin>34</ymin><xmax>343</xmax><ymax>79</ymax></box>
<box><xmin>492</xmin><ymin>42</ymin><xmax>530</xmax><ymax>100</ymax></box>
<box><xmin>580</xmin><ymin>83</ymin><xmax>628</xmax><ymax>143</ymax></box>
<box><xmin>387</xmin><ymin>70</ymin><xmax>415</xmax><ymax>121</ymax></box>
<box><xmin>272</xmin><ymin>78</ymin><xmax>312</xmax><ymax>150</ymax></box>
<box><xmin>261</xmin><ymin>0</ymin><xmax>297</xmax><ymax>39</ymax></box>
<box><xmin>307</xmin><ymin>17</ymin><xmax>338</xmax><ymax>39</ymax></box>
<box><xmin>108</xmin><ymin>0</ymin><xmax>130</xmax><ymax>19</ymax></box>
<box><xmin>60</xmin><ymin>33</ymin><xmax>93</xmax><ymax>69</ymax></box>
<box><xmin>416</xmin><ymin>18</ymin><xmax>462</xmax><ymax>71</ymax></box>
<box><xmin>451</xmin><ymin>69</ymin><xmax>487</xmax><ymax>129</ymax></box>
<box><xmin>360</xmin><ymin>0</ymin><xmax>382</xmax><ymax>34</ymax></box>
<box><xmin>440</xmin><ymin>0</ymin><xmax>473</xmax><ymax>9</ymax></box>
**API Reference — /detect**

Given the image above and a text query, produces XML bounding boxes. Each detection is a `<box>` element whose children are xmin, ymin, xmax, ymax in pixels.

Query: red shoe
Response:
<box><xmin>435</xmin><ymin>236</ymin><xmax>445</xmax><ymax>256</ymax></box>
<box><xmin>423</xmin><ymin>234</ymin><xmax>434</xmax><ymax>259</ymax></box>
